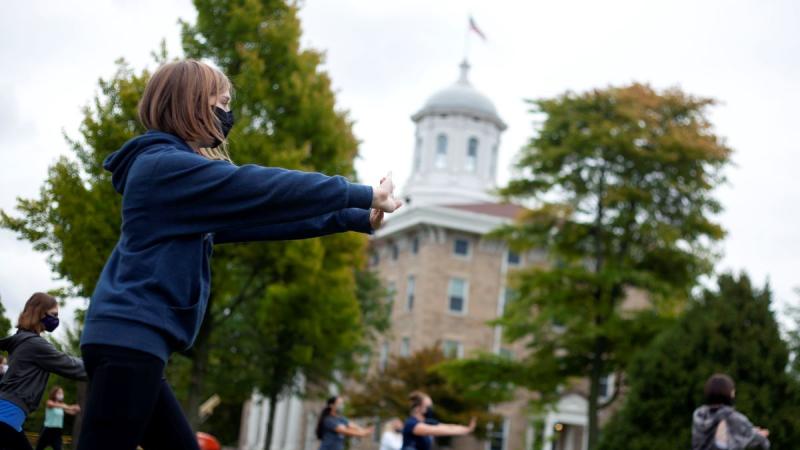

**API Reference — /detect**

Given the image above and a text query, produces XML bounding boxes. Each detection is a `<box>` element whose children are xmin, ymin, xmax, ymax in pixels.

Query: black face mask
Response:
<box><xmin>211</xmin><ymin>106</ymin><xmax>235</xmax><ymax>148</ymax></box>
<box><xmin>424</xmin><ymin>406</ymin><xmax>438</xmax><ymax>425</ymax></box>
<box><xmin>42</xmin><ymin>314</ymin><xmax>59</xmax><ymax>333</ymax></box>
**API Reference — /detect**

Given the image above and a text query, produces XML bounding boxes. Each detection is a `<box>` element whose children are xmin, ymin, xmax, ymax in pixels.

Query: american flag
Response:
<box><xmin>469</xmin><ymin>16</ymin><xmax>487</xmax><ymax>41</ymax></box>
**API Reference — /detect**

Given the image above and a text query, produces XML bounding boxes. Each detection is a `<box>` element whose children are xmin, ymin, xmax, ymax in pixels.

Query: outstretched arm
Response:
<box><xmin>335</xmin><ymin>424</ymin><xmax>374</xmax><ymax>438</ymax></box>
<box><xmin>214</xmin><ymin>208</ymin><xmax>375</xmax><ymax>244</ymax></box>
<box><xmin>413</xmin><ymin>418</ymin><xmax>476</xmax><ymax>437</ymax></box>
<box><xmin>130</xmin><ymin>151</ymin><xmax>400</xmax><ymax>237</ymax></box>
<box><xmin>32</xmin><ymin>339</ymin><xmax>87</xmax><ymax>381</ymax></box>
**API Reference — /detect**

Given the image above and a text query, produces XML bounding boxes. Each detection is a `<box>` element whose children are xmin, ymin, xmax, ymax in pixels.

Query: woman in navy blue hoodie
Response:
<box><xmin>77</xmin><ymin>60</ymin><xmax>401</xmax><ymax>450</ymax></box>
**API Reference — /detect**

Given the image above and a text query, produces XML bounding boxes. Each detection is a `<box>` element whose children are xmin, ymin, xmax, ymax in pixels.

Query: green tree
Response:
<box><xmin>2</xmin><ymin>0</ymin><xmax>387</xmax><ymax>441</ymax></box>
<box><xmin>443</xmin><ymin>83</ymin><xmax>731</xmax><ymax>449</ymax></box>
<box><xmin>0</xmin><ymin>295</ymin><xmax>11</xmax><ymax>337</ymax></box>
<box><xmin>180</xmin><ymin>1</ymin><xmax>390</xmax><ymax>442</ymax></box>
<box><xmin>598</xmin><ymin>273</ymin><xmax>800</xmax><ymax>450</ymax></box>
<box><xmin>348</xmin><ymin>346</ymin><xmax>497</xmax><ymax>443</ymax></box>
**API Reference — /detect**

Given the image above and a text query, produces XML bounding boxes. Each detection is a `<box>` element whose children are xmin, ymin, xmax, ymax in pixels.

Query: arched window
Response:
<box><xmin>435</xmin><ymin>134</ymin><xmax>448</xmax><ymax>169</ymax></box>
<box><xmin>466</xmin><ymin>137</ymin><xmax>479</xmax><ymax>172</ymax></box>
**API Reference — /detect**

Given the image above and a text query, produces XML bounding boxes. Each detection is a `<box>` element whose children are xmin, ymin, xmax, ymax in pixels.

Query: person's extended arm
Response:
<box><xmin>214</xmin><ymin>208</ymin><xmax>373</xmax><ymax>244</ymax></box>
<box><xmin>33</xmin><ymin>339</ymin><xmax>87</xmax><ymax>381</ymax></box>
<box><xmin>45</xmin><ymin>400</ymin><xmax>80</xmax><ymax>415</ymax></box>
<box><xmin>335</xmin><ymin>424</ymin><xmax>374</xmax><ymax>438</ymax></box>
<box><xmin>413</xmin><ymin>418</ymin><xmax>476</xmax><ymax>437</ymax></box>
<box><xmin>130</xmin><ymin>151</ymin><xmax>399</xmax><ymax>236</ymax></box>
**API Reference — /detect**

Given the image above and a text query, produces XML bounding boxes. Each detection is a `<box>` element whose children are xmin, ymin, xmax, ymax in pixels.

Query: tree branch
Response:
<box><xmin>212</xmin><ymin>268</ymin><xmax>268</xmax><ymax>328</ymax></box>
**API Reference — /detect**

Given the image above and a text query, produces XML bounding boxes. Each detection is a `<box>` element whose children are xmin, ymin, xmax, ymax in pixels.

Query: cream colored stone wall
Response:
<box><xmin>361</xmin><ymin>224</ymin><xmax>530</xmax><ymax>450</ymax></box>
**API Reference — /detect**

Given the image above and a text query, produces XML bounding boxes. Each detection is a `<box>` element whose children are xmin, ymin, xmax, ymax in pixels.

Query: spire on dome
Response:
<box><xmin>458</xmin><ymin>60</ymin><xmax>471</xmax><ymax>84</ymax></box>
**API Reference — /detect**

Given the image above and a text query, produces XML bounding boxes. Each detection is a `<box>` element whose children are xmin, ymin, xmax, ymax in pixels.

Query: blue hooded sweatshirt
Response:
<box><xmin>80</xmin><ymin>130</ymin><xmax>374</xmax><ymax>362</ymax></box>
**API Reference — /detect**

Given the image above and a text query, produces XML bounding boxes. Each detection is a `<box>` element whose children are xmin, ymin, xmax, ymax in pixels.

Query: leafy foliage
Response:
<box><xmin>446</xmin><ymin>83</ymin><xmax>732</xmax><ymax>448</ymax></box>
<box><xmin>598</xmin><ymin>273</ymin><xmax>800</xmax><ymax>450</ymax></box>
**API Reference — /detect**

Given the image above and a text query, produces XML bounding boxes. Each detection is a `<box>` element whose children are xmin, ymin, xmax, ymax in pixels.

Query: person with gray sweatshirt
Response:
<box><xmin>692</xmin><ymin>374</ymin><xmax>770</xmax><ymax>450</ymax></box>
<box><xmin>0</xmin><ymin>293</ymin><xmax>87</xmax><ymax>450</ymax></box>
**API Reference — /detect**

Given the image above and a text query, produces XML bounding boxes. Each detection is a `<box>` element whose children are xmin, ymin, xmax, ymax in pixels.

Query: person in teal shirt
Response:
<box><xmin>35</xmin><ymin>386</ymin><xmax>79</xmax><ymax>450</ymax></box>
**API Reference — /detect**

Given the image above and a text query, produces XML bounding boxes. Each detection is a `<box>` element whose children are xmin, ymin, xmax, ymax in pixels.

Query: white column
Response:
<box><xmin>284</xmin><ymin>395</ymin><xmax>303</xmax><ymax>450</ymax></box>
<box><xmin>543</xmin><ymin>413</ymin><xmax>555</xmax><ymax>450</ymax></box>
<box><xmin>255</xmin><ymin>394</ymin><xmax>270</xmax><ymax>450</ymax></box>
<box><xmin>271</xmin><ymin>396</ymin><xmax>289</xmax><ymax>450</ymax></box>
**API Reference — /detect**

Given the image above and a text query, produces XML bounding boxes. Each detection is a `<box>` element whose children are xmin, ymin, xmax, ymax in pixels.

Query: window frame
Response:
<box><xmin>447</xmin><ymin>277</ymin><xmax>469</xmax><ymax>315</ymax></box>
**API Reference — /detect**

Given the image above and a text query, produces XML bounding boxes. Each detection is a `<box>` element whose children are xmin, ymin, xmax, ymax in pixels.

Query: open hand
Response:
<box><xmin>372</xmin><ymin>172</ymin><xmax>403</xmax><ymax>213</ymax></box>
<box><xmin>755</xmin><ymin>427</ymin><xmax>769</xmax><ymax>438</ymax></box>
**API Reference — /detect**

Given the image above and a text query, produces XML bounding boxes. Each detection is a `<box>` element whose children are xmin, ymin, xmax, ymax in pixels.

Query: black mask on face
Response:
<box><xmin>42</xmin><ymin>314</ymin><xmax>59</xmax><ymax>333</ymax></box>
<box><xmin>424</xmin><ymin>406</ymin><xmax>438</xmax><ymax>425</ymax></box>
<box><xmin>211</xmin><ymin>106</ymin><xmax>235</xmax><ymax>148</ymax></box>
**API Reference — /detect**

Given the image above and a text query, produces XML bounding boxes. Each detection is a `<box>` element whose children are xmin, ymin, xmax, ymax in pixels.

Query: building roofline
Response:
<box><xmin>374</xmin><ymin>204</ymin><xmax>513</xmax><ymax>238</ymax></box>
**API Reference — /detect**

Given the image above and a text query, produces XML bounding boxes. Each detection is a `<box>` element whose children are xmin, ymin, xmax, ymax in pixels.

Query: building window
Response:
<box><xmin>400</xmin><ymin>337</ymin><xmax>411</xmax><ymax>357</ymax></box>
<box><xmin>411</xmin><ymin>236</ymin><xmax>420</xmax><ymax>255</ymax></box>
<box><xmin>499</xmin><ymin>287</ymin><xmax>515</xmax><ymax>317</ymax></box>
<box><xmin>448</xmin><ymin>278</ymin><xmax>468</xmax><ymax>314</ymax></box>
<box><xmin>435</xmin><ymin>134</ymin><xmax>448</xmax><ymax>169</ymax></box>
<box><xmin>442</xmin><ymin>340</ymin><xmax>464</xmax><ymax>359</ymax></box>
<box><xmin>599</xmin><ymin>374</ymin><xmax>616</xmax><ymax>401</ymax></box>
<box><xmin>406</xmin><ymin>275</ymin><xmax>415</xmax><ymax>311</ymax></box>
<box><xmin>386</xmin><ymin>281</ymin><xmax>397</xmax><ymax>306</ymax></box>
<box><xmin>487</xmin><ymin>418</ymin><xmax>509</xmax><ymax>450</ymax></box>
<box><xmin>391</xmin><ymin>243</ymin><xmax>399</xmax><ymax>261</ymax></box>
<box><xmin>507</xmin><ymin>250</ymin><xmax>521</xmax><ymax>266</ymax></box>
<box><xmin>498</xmin><ymin>348</ymin><xmax>513</xmax><ymax>360</ymax></box>
<box><xmin>379</xmin><ymin>341</ymin><xmax>389</xmax><ymax>371</ymax></box>
<box><xmin>466</xmin><ymin>137</ymin><xmax>478</xmax><ymax>172</ymax></box>
<box><xmin>370</xmin><ymin>251</ymin><xmax>380</xmax><ymax>267</ymax></box>
<box><xmin>453</xmin><ymin>238</ymin><xmax>470</xmax><ymax>257</ymax></box>
<box><xmin>414</xmin><ymin>136</ymin><xmax>422</xmax><ymax>170</ymax></box>
<box><xmin>490</xmin><ymin>144</ymin><xmax>498</xmax><ymax>178</ymax></box>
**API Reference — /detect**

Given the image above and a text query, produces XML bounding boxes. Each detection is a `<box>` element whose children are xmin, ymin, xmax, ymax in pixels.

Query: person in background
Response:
<box><xmin>401</xmin><ymin>391</ymin><xmax>475</xmax><ymax>450</ymax></box>
<box><xmin>379</xmin><ymin>418</ymin><xmax>403</xmax><ymax>450</ymax></box>
<box><xmin>0</xmin><ymin>293</ymin><xmax>87</xmax><ymax>450</ymax></box>
<box><xmin>316</xmin><ymin>396</ymin><xmax>373</xmax><ymax>450</ymax></box>
<box><xmin>34</xmin><ymin>386</ymin><xmax>80</xmax><ymax>450</ymax></box>
<box><xmin>692</xmin><ymin>373</ymin><xmax>770</xmax><ymax>450</ymax></box>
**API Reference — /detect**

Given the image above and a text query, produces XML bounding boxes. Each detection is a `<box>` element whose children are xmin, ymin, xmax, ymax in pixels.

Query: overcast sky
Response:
<box><xmin>1</xmin><ymin>0</ymin><xmax>798</xmax><ymax>338</ymax></box>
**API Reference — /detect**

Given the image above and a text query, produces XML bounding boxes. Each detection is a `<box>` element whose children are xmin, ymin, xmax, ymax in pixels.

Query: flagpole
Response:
<box><xmin>463</xmin><ymin>17</ymin><xmax>471</xmax><ymax>62</ymax></box>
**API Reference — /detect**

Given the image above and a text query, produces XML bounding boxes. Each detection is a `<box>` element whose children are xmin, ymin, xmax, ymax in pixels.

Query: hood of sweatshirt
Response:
<box><xmin>103</xmin><ymin>130</ymin><xmax>194</xmax><ymax>194</ymax></box>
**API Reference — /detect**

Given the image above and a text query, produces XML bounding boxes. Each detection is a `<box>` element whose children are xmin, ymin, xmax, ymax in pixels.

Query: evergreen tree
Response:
<box><xmin>598</xmin><ymin>273</ymin><xmax>800</xmax><ymax>450</ymax></box>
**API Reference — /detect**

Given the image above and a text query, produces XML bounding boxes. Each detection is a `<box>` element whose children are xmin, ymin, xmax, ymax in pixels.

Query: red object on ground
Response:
<box><xmin>197</xmin><ymin>432</ymin><xmax>221</xmax><ymax>450</ymax></box>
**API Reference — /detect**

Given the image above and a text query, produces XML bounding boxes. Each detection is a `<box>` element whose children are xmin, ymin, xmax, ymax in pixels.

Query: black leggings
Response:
<box><xmin>77</xmin><ymin>344</ymin><xmax>199</xmax><ymax>450</ymax></box>
<box><xmin>34</xmin><ymin>427</ymin><xmax>61</xmax><ymax>450</ymax></box>
<box><xmin>0</xmin><ymin>421</ymin><xmax>32</xmax><ymax>450</ymax></box>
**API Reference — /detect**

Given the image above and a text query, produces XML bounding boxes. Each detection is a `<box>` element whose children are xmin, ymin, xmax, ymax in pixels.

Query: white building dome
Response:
<box><xmin>403</xmin><ymin>61</ymin><xmax>507</xmax><ymax>207</ymax></box>
<box><xmin>411</xmin><ymin>61</ymin><xmax>506</xmax><ymax>130</ymax></box>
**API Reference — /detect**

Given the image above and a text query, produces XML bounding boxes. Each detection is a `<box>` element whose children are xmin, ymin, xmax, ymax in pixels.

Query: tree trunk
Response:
<box><xmin>587</xmin><ymin>340</ymin><xmax>603</xmax><ymax>450</ymax></box>
<box><xmin>71</xmin><ymin>381</ymin><xmax>87</xmax><ymax>447</ymax></box>
<box><xmin>187</xmin><ymin>295</ymin><xmax>214</xmax><ymax>430</ymax></box>
<box><xmin>264</xmin><ymin>390</ymin><xmax>279</xmax><ymax>450</ymax></box>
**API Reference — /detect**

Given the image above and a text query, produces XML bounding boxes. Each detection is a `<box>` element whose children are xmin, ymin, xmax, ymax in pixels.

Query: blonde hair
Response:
<box><xmin>139</xmin><ymin>59</ymin><xmax>232</xmax><ymax>161</ymax></box>
<box><xmin>17</xmin><ymin>293</ymin><xmax>57</xmax><ymax>333</ymax></box>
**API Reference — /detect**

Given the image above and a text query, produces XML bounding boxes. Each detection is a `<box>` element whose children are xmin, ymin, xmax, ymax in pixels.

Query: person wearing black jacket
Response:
<box><xmin>0</xmin><ymin>293</ymin><xmax>87</xmax><ymax>450</ymax></box>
